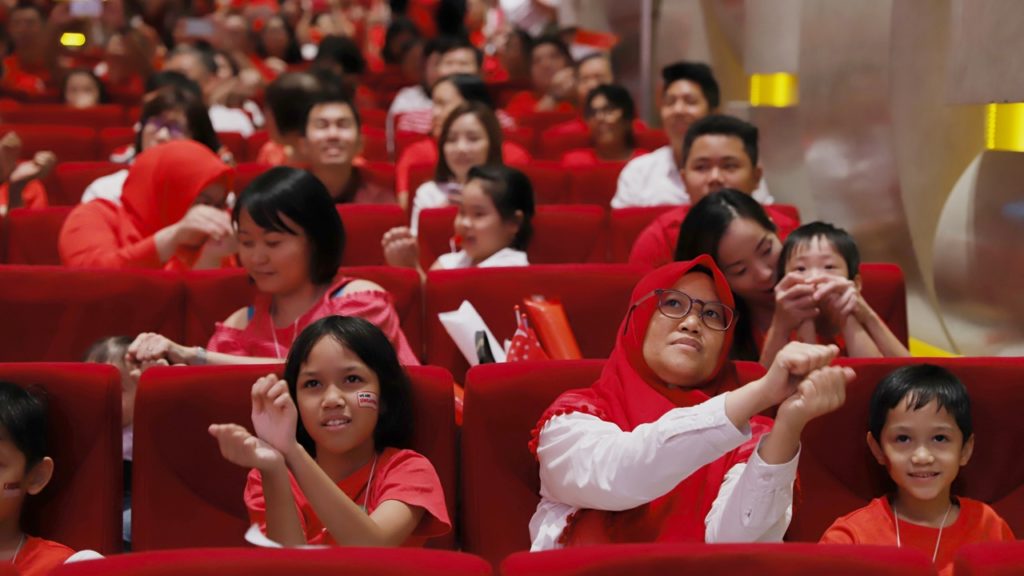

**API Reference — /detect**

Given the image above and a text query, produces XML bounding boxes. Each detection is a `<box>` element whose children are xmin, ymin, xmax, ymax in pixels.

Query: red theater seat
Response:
<box><xmin>216</xmin><ymin>132</ymin><xmax>246</xmax><ymax>161</ymax></box>
<box><xmin>858</xmin><ymin>263</ymin><xmax>909</xmax><ymax>346</ymax></box>
<box><xmin>539</xmin><ymin>131</ymin><xmax>589</xmax><ymax>160</ymax></box>
<box><xmin>570</xmin><ymin>162</ymin><xmax>629</xmax><ymax>205</ymax></box>
<box><xmin>0</xmin><ymin>266</ymin><xmax>184</xmax><ymax>362</ymax></box>
<box><xmin>788</xmin><ymin>356</ymin><xmax>1024</xmax><ymax>542</ymax></box>
<box><xmin>180</xmin><ymin>267</ymin><xmax>423</xmax><ymax>361</ymax></box>
<box><xmin>501</xmin><ymin>543</ymin><xmax>935</xmax><ymax>576</ymax></box>
<box><xmin>636</xmin><ymin>130</ymin><xmax>669</xmax><ymax>150</ymax></box>
<box><xmin>424</xmin><ymin>265</ymin><xmax>645</xmax><ymax>381</ymax></box>
<box><xmin>232</xmin><ymin>162</ymin><xmax>272</xmax><ymax>194</ymax></box>
<box><xmin>337</xmin><ymin>203</ymin><xmax>406</xmax><ymax>265</ymax></box>
<box><xmin>52</xmin><ymin>547</ymin><xmax>491</xmax><ymax>576</ymax></box>
<box><xmin>51</xmin><ymin>161</ymin><xmax>123</xmax><ymax>205</ymax></box>
<box><xmin>608</xmin><ymin>206</ymin><xmax>674</xmax><ymax>262</ymax></box>
<box><xmin>3</xmin><ymin>206</ymin><xmax>71</xmax><ymax>265</ymax></box>
<box><xmin>955</xmin><ymin>542</ymin><xmax>1024</xmax><ymax>576</ymax></box>
<box><xmin>407</xmin><ymin>162</ymin><xmax>570</xmax><ymax>205</ymax></box>
<box><xmin>0</xmin><ymin>363</ymin><xmax>122</xmax><ymax>554</ymax></box>
<box><xmin>0</xmin><ymin>124</ymin><xmax>98</xmax><ymax>161</ymax></box>
<box><xmin>2</xmin><ymin>104</ymin><xmax>128</xmax><ymax>129</ymax></box>
<box><xmin>244</xmin><ymin>130</ymin><xmax>270</xmax><ymax>162</ymax></box>
<box><xmin>361</xmin><ymin>126</ymin><xmax>390</xmax><ymax>162</ymax></box>
<box><xmin>99</xmin><ymin>127</ymin><xmax>135</xmax><ymax>158</ymax></box>
<box><xmin>131</xmin><ymin>364</ymin><xmax>457</xmax><ymax>550</ymax></box>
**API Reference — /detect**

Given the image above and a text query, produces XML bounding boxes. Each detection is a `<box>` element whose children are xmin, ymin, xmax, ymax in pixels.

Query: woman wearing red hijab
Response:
<box><xmin>59</xmin><ymin>140</ymin><xmax>235</xmax><ymax>270</ymax></box>
<box><xmin>529</xmin><ymin>256</ymin><xmax>855</xmax><ymax>549</ymax></box>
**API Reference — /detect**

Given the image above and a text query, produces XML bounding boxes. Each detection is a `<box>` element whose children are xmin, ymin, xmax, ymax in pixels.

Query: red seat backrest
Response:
<box><xmin>132</xmin><ymin>364</ymin><xmax>457</xmax><ymax>551</ymax></box>
<box><xmin>0</xmin><ymin>124</ymin><xmax>99</xmax><ymax>161</ymax></box>
<box><xmin>789</xmin><ymin>357</ymin><xmax>1024</xmax><ymax>542</ymax></box>
<box><xmin>501</xmin><ymin>543</ymin><xmax>935</xmax><ymax>576</ymax></box>
<box><xmin>216</xmin><ymin>132</ymin><xmax>246</xmax><ymax>161</ymax></box>
<box><xmin>955</xmin><ymin>542</ymin><xmax>1024</xmax><ymax>576</ymax></box>
<box><xmin>522</xmin><ymin>161</ymin><xmax>573</xmax><ymax>204</ymax></box>
<box><xmin>361</xmin><ymin>108</ymin><xmax>388</xmax><ymax>130</ymax></box>
<box><xmin>424</xmin><ymin>265</ymin><xmax>645</xmax><ymax>381</ymax></box>
<box><xmin>180</xmin><ymin>267</ymin><xmax>423</xmax><ymax>361</ymax></box>
<box><xmin>503</xmin><ymin>126</ymin><xmax>535</xmax><ymax>155</ymax></box>
<box><xmin>858</xmin><ymin>263</ymin><xmax>909</xmax><ymax>346</ymax></box>
<box><xmin>0</xmin><ymin>266</ymin><xmax>184</xmax><ymax>362</ymax></box>
<box><xmin>570</xmin><ymin>162</ymin><xmax>629</xmax><ymax>205</ymax></box>
<box><xmin>361</xmin><ymin>126</ymin><xmax>390</xmax><ymax>162</ymax></box>
<box><xmin>636</xmin><ymin>130</ymin><xmax>669</xmax><ymax>150</ymax></box>
<box><xmin>337</xmin><ymin>203</ymin><xmax>406</xmax><ymax>266</ymax></box>
<box><xmin>513</xmin><ymin>110</ymin><xmax>579</xmax><ymax>132</ymax></box>
<box><xmin>0</xmin><ymin>363</ymin><xmax>122</xmax><ymax>554</ymax></box>
<box><xmin>2</xmin><ymin>105</ymin><xmax>129</xmax><ymax>129</ymax></box>
<box><xmin>51</xmin><ymin>161</ymin><xmax>123</xmax><ymax>205</ymax></box>
<box><xmin>98</xmin><ymin>126</ymin><xmax>136</xmax><ymax>159</ymax></box>
<box><xmin>608</xmin><ymin>206</ymin><xmax>674</xmax><ymax>262</ymax></box>
<box><xmin>4</xmin><ymin>206</ymin><xmax>71</xmax><ymax>265</ymax></box>
<box><xmin>244</xmin><ymin>130</ymin><xmax>270</xmax><ymax>162</ymax></box>
<box><xmin>539</xmin><ymin>131</ymin><xmax>589</xmax><ymax>161</ymax></box>
<box><xmin>232</xmin><ymin>162</ymin><xmax>272</xmax><ymax>195</ymax></box>
<box><xmin>52</xmin><ymin>547</ymin><xmax>492</xmax><ymax>576</ymax></box>
<box><xmin>395</xmin><ymin>130</ymin><xmax>432</xmax><ymax>161</ymax></box>
<box><xmin>407</xmin><ymin>162</ymin><xmax>436</xmax><ymax>195</ymax></box>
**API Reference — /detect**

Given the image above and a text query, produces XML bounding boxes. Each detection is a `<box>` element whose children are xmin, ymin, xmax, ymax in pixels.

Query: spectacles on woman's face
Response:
<box><xmin>144</xmin><ymin>117</ymin><xmax>188</xmax><ymax>138</ymax></box>
<box><xmin>635</xmin><ymin>288</ymin><xmax>736</xmax><ymax>331</ymax></box>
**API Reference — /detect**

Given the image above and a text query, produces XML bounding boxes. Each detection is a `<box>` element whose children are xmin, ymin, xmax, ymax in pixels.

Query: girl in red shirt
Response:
<box><xmin>209</xmin><ymin>315</ymin><xmax>451</xmax><ymax>547</ymax></box>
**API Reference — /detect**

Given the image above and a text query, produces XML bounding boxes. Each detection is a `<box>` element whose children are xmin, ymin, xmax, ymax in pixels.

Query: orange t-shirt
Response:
<box><xmin>820</xmin><ymin>496</ymin><xmax>1015</xmax><ymax>576</ymax></box>
<box><xmin>0</xmin><ymin>179</ymin><xmax>49</xmax><ymax>212</ymax></box>
<box><xmin>14</xmin><ymin>536</ymin><xmax>75</xmax><ymax>576</ymax></box>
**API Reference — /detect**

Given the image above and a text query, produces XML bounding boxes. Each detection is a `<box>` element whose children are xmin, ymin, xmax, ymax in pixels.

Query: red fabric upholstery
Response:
<box><xmin>131</xmin><ymin>364</ymin><xmax>457</xmax><ymax>550</ymax></box>
<box><xmin>424</xmin><ymin>264</ymin><xmax>645</xmax><ymax>381</ymax></box>
<box><xmin>408</xmin><ymin>162</ymin><xmax>571</xmax><ymax>205</ymax></box>
<box><xmin>244</xmin><ymin>131</ymin><xmax>270</xmax><ymax>162</ymax></box>
<box><xmin>2</xmin><ymin>105</ymin><xmax>128</xmax><ymax>129</ymax></box>
<box><xmin>858</xmin><ymin>263</ymin><xmax>909</xmax><ymax>346</ymax></box>
<box><xmin>539</xmin><ymin>131</ymin><xmax>589</xmax><ymax>160</ymax></box>
<box><xmin>395</xmin><ymin>130</ymin><xmax>432</xmax><ymax>160</ymax></box>
<box><xmin>955</xmin><ymin>542</ymin><xmax>1024</xmax><ymax>576</ymax></box>
<box><xmin>0</xmin><ymin>211</ymin><xmax>7</xmax><ymax>263</ymax></box>
<box><xmin>232</xmin><ymin>162</ymin><xmax>272</xmax><ymax>195</ymax></box>
<box><xmin>361</xmin><ymin>108</ymin><xmax>388</xmax><ymax>130</ymax></box>
<box><xmin>4</xmin><ymin>206</ymin><xmax>71</xmax><ymax>264</ymax></box>
<box><xmin>358</xmin><ymin>160</ymin><xmax>398</xmax><ymax>197</ymax></box>
<box><xmin>0</xmin><ymin>266</ymin><xmax>184</xmax><ymax>362</ymax></box>
<box><xmin>0</xmin><ymin>124</ymin><xmax>98</xmax><ymax>161</ymax></box>
<box><xmin>0</xmin><ymin>363</ymin><xmax>122</xmax><ymax>554</ymax></box>
<box><xmin>52</xmin><ymin>547</ymin><xmax>491</xmax><ymax>576</ymax></box>
<box><xmin>361</xmin><ymin>126</ymin><xmax>390</xmax><ymax>162</ymax></box>
<box><xmin>407</xmin><ymin>162</ymin><xmax>435</xmax><ymax>195</ymax></box>
<box><xmin>570</xmin><ymin>162</ymin><xmax>628</xmax><ymax>205</ymax></box>
<box><xmin>180</xmin><ymin>267</ymin><xmax>424</xmax><ymax>360</ymax></box>
<box><xmin>216</xmin><ymin>132</ymin><xmax>246</xmax><ymax>161</ymax></box>
<box><xmin>98</xmin><ymin>127</ymin><xmax>135</xmax><ymax>158</ymax></box>
<box><xmin>513</xmin><ymin>110</ymin><xmax>579</xmax><ymax>131</ymax></box>
<box><xmin>337</xmin><ymin>203</ymin><xmax>406</xmax><ymax>265</ymax></box>
<box><xmin>788</xmin><ymin>357</ymin><xmax>1024</xmax><ymax>542</ymax></box>
<box><xmin>501</xmin><ymin>543</ymin><xmax>935</xmax><ymax>576</ymax></box>
<box><xmin>636</xmin><ymin>130</ymin><xmax>669</xmax><ymax>150</ymax></box>
<box><xmin>608</xmin><ymin>206</ymin><xmax>673</xmax><ymax>262</ymax></box>
<box><xmin>51</xmin><ymin>161</ymin><xmax>123</xmax><ymax>205</ymax></box>
<box><xmin>504</xmin><ymin>127</ymin><xmax>535</xmax><ymax>155</ymax></box>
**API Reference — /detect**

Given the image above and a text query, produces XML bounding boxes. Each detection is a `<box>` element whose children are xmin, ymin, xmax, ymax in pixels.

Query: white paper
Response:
<box><xmin>438</xmin><ymin>300</ymin><xmax>507</xmax><ymax>365</ymax></box>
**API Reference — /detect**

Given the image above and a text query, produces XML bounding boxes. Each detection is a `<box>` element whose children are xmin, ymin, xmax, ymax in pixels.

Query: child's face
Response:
<box><xmin>868</xmin><ymin>398</ymin><xmax>974</xmax><ymax>506</ymax></box>
<box><xmin>295</xmin><ymin>337</ymin><xmax>381</xmax><ymax>458</ymax></box>
<box><xmin>454</xmin><ymin>179</ymin><xmax>520</xmax><ymax>265</ymax></box>
<box><xmin>785</xmin><ymin>236</ymin><xmax>850</xmax><ymax>280</ymax></box>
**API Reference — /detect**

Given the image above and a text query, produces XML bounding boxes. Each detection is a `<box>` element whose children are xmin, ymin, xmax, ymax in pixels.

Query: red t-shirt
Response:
<box><xmin>628</xmin><ymin>205</ymin><xmax>800</xmax><ymax>269</ymax></box>
<box><xmin>244</xmin><ymin>447</ymin><xmax>451</xmax><ymax>547</ymax></box>
<box><xmin>14</xmin><ymin>536</ymin><xmax>75</xmax><ymax>576</ymax></box>
<box><xmin>396</xmin><ymin>139</ymin><xmax>532</xmax><ymax>196</ymax></box>
<box><xmin>820</xmin><ymin>496</ymin><xmax>1015</xmax><ymax>576</ymax></box>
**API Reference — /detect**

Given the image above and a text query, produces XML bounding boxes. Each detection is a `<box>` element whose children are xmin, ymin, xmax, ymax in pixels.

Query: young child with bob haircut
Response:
<box><xmin>209</xmin><ymin>315</ymin><xmax>450</xmax><ymax>547</ymax></box>
<box><xmin>820</xmin><ymin>364</ymin><xmax>1014</xmax><ymax>575</ymax></box>
<box><xmin>777</xmin><ymin>221</ymin><xmax>909</xmax><ymax>359</ymax></box>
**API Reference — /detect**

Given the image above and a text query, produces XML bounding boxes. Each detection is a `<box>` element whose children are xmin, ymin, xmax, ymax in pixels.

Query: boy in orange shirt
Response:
<box><xmin>820</xmin><ymin>364</ymin><xmax>1014</xmax><ymax>575</ymax></box>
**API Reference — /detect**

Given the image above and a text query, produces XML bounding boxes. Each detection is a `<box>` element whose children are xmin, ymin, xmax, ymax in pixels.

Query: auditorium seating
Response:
<box><xmin>608</xmin><ymin>206</ymin><xmax>674</xmax><ymax>262</ymax></box>
<box><xmin>0</xmin><ymin>363</ymin><xmax>122</xmax><ymax>554</ymax></box>
<box><xmin>337</xmin><ymin>203</ymin><xmax>407</xmax><ymax>266</ymax></box>
<box><xmin>131</xmin><ymin>364</ymin><xmax>457</xmax><ymax>550</ymax></box>
<box><xmin>3</xmin><ymin>206</ymin><xmax>71</xmax><ymax>265</ymax></box>
<box><xmin>407</xmin><ymin>161</ymin><xmax>573</xmax><ymax>205</ymax></box>
<box><xmin>1</xmin><ymin>104</ymin><xmax>129</xmax><ymax>129</ymax></box>
<box><xmin>787</xmin><ymin>356</ymin><xmax>1024</xmax><ymax>542</ymax></box>
<box><xmin>569</xmin><ymin>162</ymin><xmax>629</xmax><ymax>205</ymax></box>
<box><xmin>52</xmin><ymin>547</ymin><xmax>492</xmax><ymax>576</ymax></box>
<box><xmin>500</xmin><ymin>543</ymin><xmax>936</xmax><ymax>576</ymax></box>
<box><xmin>955</xmin><ymin>541</ymin><xmax>1024</xmax><ymax>576</ymax></box>
<box><xmin>0</xmin><ymin>124</ymin><xmax>99</xmax><ymax>161</ymax></box>
<box><xmin>51</xmin><ymin>161</ymin><xmax>123</xmax><ymax>205</ymax></box>
<box><xmin>424</xmin><ymin>265</ymin><xmax>645</xmax><ymax>381</ymax></box>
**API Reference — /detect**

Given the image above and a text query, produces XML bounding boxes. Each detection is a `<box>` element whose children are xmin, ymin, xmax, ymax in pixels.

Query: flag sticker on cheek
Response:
<box><xmin>2</xmin><ymin>482</ymin><xmax>21</xmax><ymax>498</ymax></box>
<box><xmin>357</xmin><ymin>391</ymin><xmax>379</xmax><ymax>410</ymax></box>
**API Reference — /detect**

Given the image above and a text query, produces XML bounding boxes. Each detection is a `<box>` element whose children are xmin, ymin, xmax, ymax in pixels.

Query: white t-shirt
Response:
<box><xmin>436</xmin><ymin>247</ymin><xmax>529</xmax><ymax>270</ymax></box>
<box><xmin>80</xmin><ymin>169</ymin><xmax>129</xmax><ymax>204</ymax></box>
<box><xmin>209</xmin><ymin>104</ymin><xmax>256</xmax><ymax>137</ymax></box>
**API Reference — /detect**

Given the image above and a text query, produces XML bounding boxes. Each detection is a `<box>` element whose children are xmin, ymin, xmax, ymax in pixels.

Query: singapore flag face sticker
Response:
<box><xmin>2</xmin><ymin>482</ymin><xmax>21</xmax><ymax>498</ymax></box>
<box><xmin>357</xmin><ymin>391</ymin><xmax>379</xmax><ymax>410</ymax></box>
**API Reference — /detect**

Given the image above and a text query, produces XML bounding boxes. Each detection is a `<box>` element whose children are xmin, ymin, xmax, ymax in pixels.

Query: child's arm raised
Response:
<box><xmin>760</xmin><ymin>273</ymin><xmax>820</xmax><ymax>367</ymax></box>
<box><xmin>852</xmin><ymin>294</ymin><xmax>910</xmax><ymax>358</ymax></box>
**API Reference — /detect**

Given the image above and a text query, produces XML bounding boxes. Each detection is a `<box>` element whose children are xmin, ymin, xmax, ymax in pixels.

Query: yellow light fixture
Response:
<box><xmin>985</xmin><ymin>103</ymin><xmax>1024</xmax><ymax>152</ymax></box>
<box><xmin>60</xmin><ymin>32</ymin><xmax>87</xmax><ymax>47</ymax></box>
<box><xmin>749</xmin><ymin>73</ymin><xmax>799</xmax><ymax>108</ymax></box>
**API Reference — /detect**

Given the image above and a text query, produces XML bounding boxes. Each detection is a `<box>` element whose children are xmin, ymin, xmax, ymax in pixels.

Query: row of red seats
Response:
<box><xmin>3</xmin><ymin>356</ymin><xmax>1022</xmax><ymax>565</ymax></box>
<box><xmin>0</xmin><ymin>264</ymin><xmax>909</xmax><ymax>382</ymax></box>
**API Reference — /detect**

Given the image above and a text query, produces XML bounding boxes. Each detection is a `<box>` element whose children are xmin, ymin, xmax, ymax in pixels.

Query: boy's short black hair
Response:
<box><xmin>304</xmin><ymin>71</ymin><xmax>362</xmax><ymax>133</ymax></box>
<box><xmin>265</xmin><ymin>72</ymin><xmax>323</xmax><ymax>137</ymax></box>
<box><xmin>681</xmin><ymin>114</ymin><xmax>759</xmax><ymax>167</ymax></box>
<box><xmin>437</xmin><ymin>34</ymin><xmax>483</xmax><ymax>68</ymax></box>
<box><xmin>314</xmin><ymin>35</ymin><xmax>367</xmax><ymax>75</ymax></box>
<box><xmin>661</xmin><ymin>61</ymin><xmax>719</xmax><ymax>109</ymax></box>
<box><xmin>869</xmin><ymin>364</ymin><xmax>973</xmax><ymax>442</ymax></box>
<box><xmin>0</xmin><ymin>382</ymin><xmax>48</xmax><ymax>469</ymax></box>
<box><xmin>778</xmin><ymin>221</ymin><xmax>861</xmax><ymax>281</ymax></box>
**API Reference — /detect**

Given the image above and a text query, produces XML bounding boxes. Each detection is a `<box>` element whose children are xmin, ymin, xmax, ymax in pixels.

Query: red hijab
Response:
<box><xmin>531</xmin><ymin>255</ymin><xmax>773</xmax><ymax>545</ymax></box>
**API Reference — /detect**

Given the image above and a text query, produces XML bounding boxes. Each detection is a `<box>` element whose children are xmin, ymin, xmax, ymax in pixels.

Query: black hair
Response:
<box><xmin>233</xmin><ymin>167</ymin><xmax>344</xmax><ymax>285</ymax></box>
<box><xmin>144</xmin><ymin>70</ymin><xmax>202</xmax><ymax>99</ymax></box>
<box><xmin>435</xmin><ymin>101</ymin><xmax>503</xmax><ymax>182</ymax></box>
<box><xmin>304</xmin><ymin>73</ymin><xmax>363</xmax><ymax>134</ymax></box>
<box><xmin>585</xmin><ymin>84</ymin><xmax>636</xmax><ymax>148</ymax></box>
<box><xmin>467</xmin><ymin>164</ymin><xmax>535</xmax><ymax>250</ymax></box>
<box><xmin>314</xmin><ymin>35</ymin><xmax>367</xmax><ymax>76</ymax></box>
<box><xmin>681</xmin><ymin>114</ymin><xmax>759</xmax><ymax>167</ymax></box>
<box><xmin>83</xmin><ymin>336</ymin><xmax>132</xmax><ymax>364</ymax></box>
<box><xmin>169</xmin><ymin>44</ymin><xmax>218</xmax><ymax>77</ymax></box>
<box><xmin>0</xmin><ymin>382</ymin><xmax>48</xmax><ymax>469</ymax></box>
<box><xmin>265</xmin><ymin>72</ymin><xmax>322</xmax><ymax>136</ymax></box>
<box><xmin>778</xmin><ymin>221</ymin><xmax>861</xmax><ymax>281</ymax></box>
<box><xmin>869</xmin><ymin>364</ymin><xmax>973</xmax><ymax>443</ymax></box>
<box><xmin>136</xmin><ymin>86</ymin><xmax>221</xmax><ymax>154</ymax></box>
<box><xmin>433</xmin><ymin>73</ymin><xmax>494</xmax><ymax>108</ymax></box>
<box><xmin>661</xmin><ymin>61</ymin><xmax>720</xmax><ymax>109</ymax></box>
<box><xmin>674</xmin><ymin>189</ymin><xmax>777</xmax><ymax>361</ymax></box>
<box><xmin>437</xmin><ymin>34</ymin><xmax>483</xmax><ymax>69</ymax></box>
<box><xmin>60</xmin><ymin>68</ymin><xmax>110</xmax><ymax>106</ymax></box>
<box><xmin>284</xmin><ymin>316</ymin><xmax>413</xmax><ymax>457</ymax></box>
<box><xmin>382</xmin><ymin>17</ymin><xmax>421</xmax><ymax>65</ymax></box>
<box><xmin>255</xmin><ymin>14</ymin><xmax>302</xmax><ymax>64</ymax></box>
<box><xmin>531</xmin><ymin>35</ymin><xmax>573</xmax><ymax>66</ymax></box>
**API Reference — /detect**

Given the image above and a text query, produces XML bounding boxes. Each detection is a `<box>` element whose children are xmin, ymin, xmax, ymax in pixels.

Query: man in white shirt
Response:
<box><xmin>611</xmin><ymin>61</ymin><xmax>718</xmax><ymax>208</ymax></box>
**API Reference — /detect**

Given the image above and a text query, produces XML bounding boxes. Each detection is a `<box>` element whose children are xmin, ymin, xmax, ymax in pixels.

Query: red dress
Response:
<box><xmin>58</xmin><ymin>140</ymin><xmax>233</xmax><ymax>270</ymax></box>
<box><xmin>13</xmin><ymin>536</ymin><xmax>74</xmax><ymax>576</ymax></box>
<box><xmin>244</xmin><ymin>447</ymin><xmax>451</xmax><ymax>546</ymax></box>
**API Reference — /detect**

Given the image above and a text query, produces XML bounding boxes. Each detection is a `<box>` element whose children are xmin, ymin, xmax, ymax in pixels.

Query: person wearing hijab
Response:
<box><xmin>529</xmin><ymin>256</ymin><xmax>855</xmax><ymax>549</ymax></box>
<box><xmin>59</xmin><ymin>140</ymin><xmax>235</xmax><ymax>270</ymax></box>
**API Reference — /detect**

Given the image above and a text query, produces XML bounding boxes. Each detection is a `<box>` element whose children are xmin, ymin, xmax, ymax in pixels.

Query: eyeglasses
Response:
<box><xmin>634</xmin><ymin>289</ymin><xmax>736</xmax><ymax>331</ymax></box>
<box><xmin>144</xmin><ymin>117</ymin><xmax>187</xmax><ymax>138</ymax></box>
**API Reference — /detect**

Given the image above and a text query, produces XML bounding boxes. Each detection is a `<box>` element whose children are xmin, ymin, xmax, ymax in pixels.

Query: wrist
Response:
<box><xmin>281</xmin><ymin>440</ymin><xmax>305</xmax><ymax>465</ymax></box>
<box><xmin>192</xmin><ymin>346</ymin><xmax>207</xmax><ymax>366</ymax></box>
